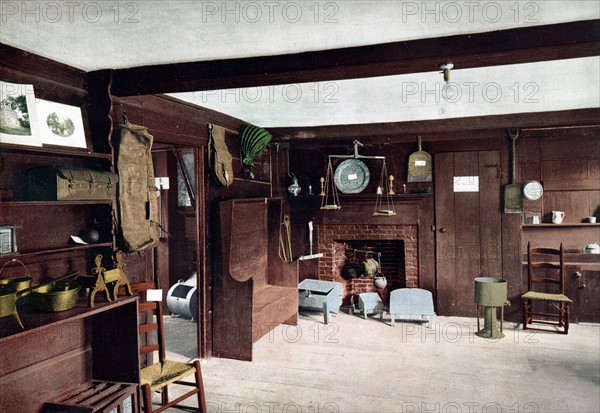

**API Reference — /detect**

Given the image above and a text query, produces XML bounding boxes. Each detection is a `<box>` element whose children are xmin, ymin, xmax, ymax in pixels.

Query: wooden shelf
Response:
<box><xmin>0</xmin><ymin>296</ymin><xmax>137</xmax><ymax>342</ymax></box>
<box><xmin>521</xmin><ymin>253</ymin><xmax>600</xmax><ymax>266</ymax></box>
<box><xmin>0</xmin><ymin>143</ymin><xmax>112</xmax><ymax>160</ymax></box>
<box><xmin>1</xmin><ymin>200</ymin><xmax>113</xmax><ymax>207</ymax></box>
<box><xmin>522</xmin><ymin>223</ymin><xmax>599</xmax><ymax>228</ymax></box>
<box><xmin>0</xmin><ymin>242</ymin><xmax>114</xmax><ymax>261</ymax></box>
<box><xmin>293</xmin><ymin>192</ymin><xmax>430</xmax><ymax>205</ymax></box>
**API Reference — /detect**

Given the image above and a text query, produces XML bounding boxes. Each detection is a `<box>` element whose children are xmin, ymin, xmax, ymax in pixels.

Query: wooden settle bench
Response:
<box><xmin>213</xmin><ymin>198</ymin><xmax>298</xmax><ymax>361</ymax></box>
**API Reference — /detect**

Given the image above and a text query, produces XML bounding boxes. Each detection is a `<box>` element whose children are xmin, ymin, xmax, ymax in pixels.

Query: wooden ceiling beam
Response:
<box><xmin>271</xmin><ymin>108</ymin><xmax>600</xmax><ymax>143</ymax></box>
<box><xmin>107</xmin><ymin>20</ymin><xmax>600</xmax><ymax>97</ymax></box>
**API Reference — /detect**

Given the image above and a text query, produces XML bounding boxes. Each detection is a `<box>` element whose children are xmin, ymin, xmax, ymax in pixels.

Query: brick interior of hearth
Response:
<box><xmin>317</xmin><ymin>225</ymin><xmax>418</xmax><ymax>305</ymax></box>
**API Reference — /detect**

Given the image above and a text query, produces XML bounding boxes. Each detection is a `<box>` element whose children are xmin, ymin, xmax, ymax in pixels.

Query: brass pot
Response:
<box><xmin>363</xmin><ymin>258</ymin><xmax>380</xmax><ymax>277</ymax></box>
<box><xmin>0</xmin><ymin>259</ymin><xmax>33</xmax><ymax>296</ymax></box>
<box><xmin>0</xmin><ymin>284</ymin><xmax>24</xmax><ymax>329</ymax></box>
<box><xmin>31</xmin><ymin>280</ymin><xmax>81</xmax><ymax>312</ymax></box>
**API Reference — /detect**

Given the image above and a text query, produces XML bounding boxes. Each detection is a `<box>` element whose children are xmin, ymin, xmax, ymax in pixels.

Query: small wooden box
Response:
<box><xmin>298</xmin><ymin>279</ymin><xmax>343</xmax><ymax>324</ymax></box>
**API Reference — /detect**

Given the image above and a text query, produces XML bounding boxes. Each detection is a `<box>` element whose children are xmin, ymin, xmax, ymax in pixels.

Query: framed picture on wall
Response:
<box><xmin>0</xmin><ymin>81</ymin><xmax>42</xmax><ymax>147</ymax></box>
<box><xmin>37</xmin><ymin>99</ymin><xmax>87</xmax><ymax>149</ymax></box>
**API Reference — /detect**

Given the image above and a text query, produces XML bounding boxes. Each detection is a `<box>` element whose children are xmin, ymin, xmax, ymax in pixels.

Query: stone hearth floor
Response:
<box><xmin>161</xmin><ymin>311</ymin><xmax>600</xmax><ymax>413</ymax></box>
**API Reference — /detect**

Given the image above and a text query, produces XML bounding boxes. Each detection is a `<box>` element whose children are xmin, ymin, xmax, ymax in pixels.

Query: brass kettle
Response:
<box><xmin>363</xmin><ymin>257</ymin><xmax>379</xmax><ymax>277</ymax></box>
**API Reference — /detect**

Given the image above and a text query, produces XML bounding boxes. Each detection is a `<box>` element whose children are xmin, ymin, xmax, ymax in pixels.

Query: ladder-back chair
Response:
<box><xmin>131</xmin><ymin>280</ymin><xmax>207</xmax><ymax>413</ymax></box>
<box><xmin>522</xmin><ymin>242</ymin><xmax>571</xmax><ymax>334</ymax></box>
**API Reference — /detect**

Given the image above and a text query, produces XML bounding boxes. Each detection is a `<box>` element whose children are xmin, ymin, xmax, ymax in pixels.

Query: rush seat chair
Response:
<box><xmin>522</xmin><ymin>243</ymin><xmax>572</xmax><ymax>334</ymax></box>
<box><xmin>131</xmin><ymin>280</ymin><xmax>207</xmax><ymax>413</ymax></box>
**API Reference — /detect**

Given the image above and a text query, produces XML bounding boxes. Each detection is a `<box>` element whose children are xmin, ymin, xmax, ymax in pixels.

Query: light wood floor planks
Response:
<box><xmin>163</xmin><ymin>311</ymin><xmax>600</xmax><ymax>413</ymax></box>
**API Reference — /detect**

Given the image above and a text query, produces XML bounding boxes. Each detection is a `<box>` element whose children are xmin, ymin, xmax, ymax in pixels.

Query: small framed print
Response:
<box><xmin>37</xmin><ymin>99</ymin><xmax>87</xmax><ymax>149</ymax></box>
<box><xmin>0</xmin><ymin>81</ymin><xmax>42</xmax><ymax>147</ymax></box>
<box><xmin>0</xmin><ymin>225</ymin><xmax>18</xmax><ymax>255</ymax></box>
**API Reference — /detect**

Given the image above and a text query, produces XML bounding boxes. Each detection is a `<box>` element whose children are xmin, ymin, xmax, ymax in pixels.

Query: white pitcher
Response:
<box><xmin>552</xmin><ymin>211</ymin><xmax>565</xmax><ymax>224</ymax></box>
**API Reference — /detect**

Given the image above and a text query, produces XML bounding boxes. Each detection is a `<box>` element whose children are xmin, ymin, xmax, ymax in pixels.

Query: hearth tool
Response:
<box><xmin>278</xmin><ymin>215</ymin><xmax>293</xmax><ymax>262</ymax></box>
<box><xmin>504</xmin><ymin>128</ymin><xmax>523</xmax><ymax>213</ymax></box>
<box><xmin>298</xmin><ymin>221</ymin><xmax>324</xmax><ymax>261</ymax></box>
<box><xmin>474</xmin><ymin>277</ymin><xmax>509</xmax><ymax>339</ymax></box>
<box><xmin>407</xmin><ymin>136</ymin><xmax>432</xmax><ymax>182</ymax></box>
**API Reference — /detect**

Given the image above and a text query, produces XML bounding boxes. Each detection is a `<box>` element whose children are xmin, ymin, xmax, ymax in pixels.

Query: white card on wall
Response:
<box><xmin>147</xmin><ymin>289</ymin><xmax>163</xmax><ymax>302</ymax></box>
<box><xmin>453</xmin><ymin>176</ymin><xmax>479</xmax><ymax>192</ymax></box>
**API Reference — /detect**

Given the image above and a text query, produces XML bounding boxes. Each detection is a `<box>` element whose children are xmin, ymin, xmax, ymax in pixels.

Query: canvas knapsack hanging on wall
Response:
<box><xmin>114</xmin><ymin>121</ymin><xmax>160</xmax><ymax>252</ymax></box>
<box><xmin>208</xmin><ymin>123</ymin><xmax>234</xmax><ymax>187</ymax></box>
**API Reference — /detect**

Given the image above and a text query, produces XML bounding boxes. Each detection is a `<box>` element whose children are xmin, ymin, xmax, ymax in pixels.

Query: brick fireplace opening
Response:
<box><xmin>317</xmin><ymin>224</ymin><xmax>418</xmax><ymax>304</ymax></box>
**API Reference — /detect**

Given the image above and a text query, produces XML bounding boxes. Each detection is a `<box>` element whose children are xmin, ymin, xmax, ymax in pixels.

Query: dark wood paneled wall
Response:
<box><xmin>110</xmin><ymin>94</ymin><xmax>289</xmax><ymax>358</ymax></box>
<box><xmin>518</xmin><ymin>129</ymin><xmax>600</xmax><ymax>323</ymax></box>
<box><xmin>285</xmin><ymin>126</ymin><xmax>599</xmax><ymax>323</ymax></box>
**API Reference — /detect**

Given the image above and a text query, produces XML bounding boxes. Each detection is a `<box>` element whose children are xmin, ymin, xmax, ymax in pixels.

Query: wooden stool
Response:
<box><xmin>44</xmin><ymin>380</ymin><xmax>137</xmax><ymax>413</ymax></box>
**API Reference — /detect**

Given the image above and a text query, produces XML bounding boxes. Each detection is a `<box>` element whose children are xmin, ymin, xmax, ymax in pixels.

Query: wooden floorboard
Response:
<box><xmin>163</xmin><ymin>311</ymin><xmax>600</xmax><ymax>413</ymax></box>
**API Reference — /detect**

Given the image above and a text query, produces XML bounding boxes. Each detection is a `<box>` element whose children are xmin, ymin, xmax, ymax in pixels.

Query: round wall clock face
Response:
<box><xmin>522</xmin><ymin>180</ymin><xmax>544</xmax><ymax>201</ymax></box>
<box><xmin>334</xmin><ymin>159</ymin><xmax>370</xmax><ymax>194</ymax></box>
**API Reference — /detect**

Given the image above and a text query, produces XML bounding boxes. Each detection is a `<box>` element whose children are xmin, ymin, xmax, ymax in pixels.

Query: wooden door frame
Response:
<box><xmin>152</xmin><ymin>143</ymin><xmax>209</xmax><ymax>359</ymax></box>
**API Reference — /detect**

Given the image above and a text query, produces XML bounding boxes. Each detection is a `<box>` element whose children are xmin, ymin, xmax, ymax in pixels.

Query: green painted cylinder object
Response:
<box><xmin>474</xmin><ymin>277</ymin><xmax>507</xmax><ymax>307</ymax></box>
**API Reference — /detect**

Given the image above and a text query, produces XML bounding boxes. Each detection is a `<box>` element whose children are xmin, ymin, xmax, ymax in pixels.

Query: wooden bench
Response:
<box><xmin>213</xmin><ymin>198</ymin><xmax>298</xmax><ymax>361</ymax></box>
<box><xmin>388</xmin><ymin>288</ymin><xmax>435</xmax><ymax>328</ymax></box>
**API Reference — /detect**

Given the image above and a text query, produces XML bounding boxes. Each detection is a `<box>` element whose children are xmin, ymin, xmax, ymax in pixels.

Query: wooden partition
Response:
<box><xmin>213</xmin><ymin>198</ymin><xmax>298</xmax><ymax>361</ymax></box>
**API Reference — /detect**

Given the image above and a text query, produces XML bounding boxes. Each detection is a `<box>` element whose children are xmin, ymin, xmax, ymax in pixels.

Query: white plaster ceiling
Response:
<box><xmin>2</xmin><ymin>1</ymin><xmax>599</xmax><ymax>127</ymax></box>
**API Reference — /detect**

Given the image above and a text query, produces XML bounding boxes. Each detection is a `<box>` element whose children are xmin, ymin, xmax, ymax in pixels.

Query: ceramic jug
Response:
<box><xmin>552</xmin><ymin>211</ymin><xmax>565</xmax><ymax>224</ymax></box>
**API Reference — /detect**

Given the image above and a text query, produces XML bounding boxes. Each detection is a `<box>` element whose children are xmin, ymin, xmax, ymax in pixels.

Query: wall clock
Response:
<box><xmin>522</xmin><ymin>180</ymin><xmax>543</xmax><ymax>201</ymax></box>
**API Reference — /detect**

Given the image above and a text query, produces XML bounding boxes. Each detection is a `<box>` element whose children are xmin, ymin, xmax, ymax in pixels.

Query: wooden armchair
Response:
<box><xmin>522</xmin><ymin>243</ymin><xmax>572</xmax><ymax>334</ymax></box>
<box><xmin>131</xmin><ymin>280</ymin><xmax>207</xmax><ymax>413</ymax></box>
